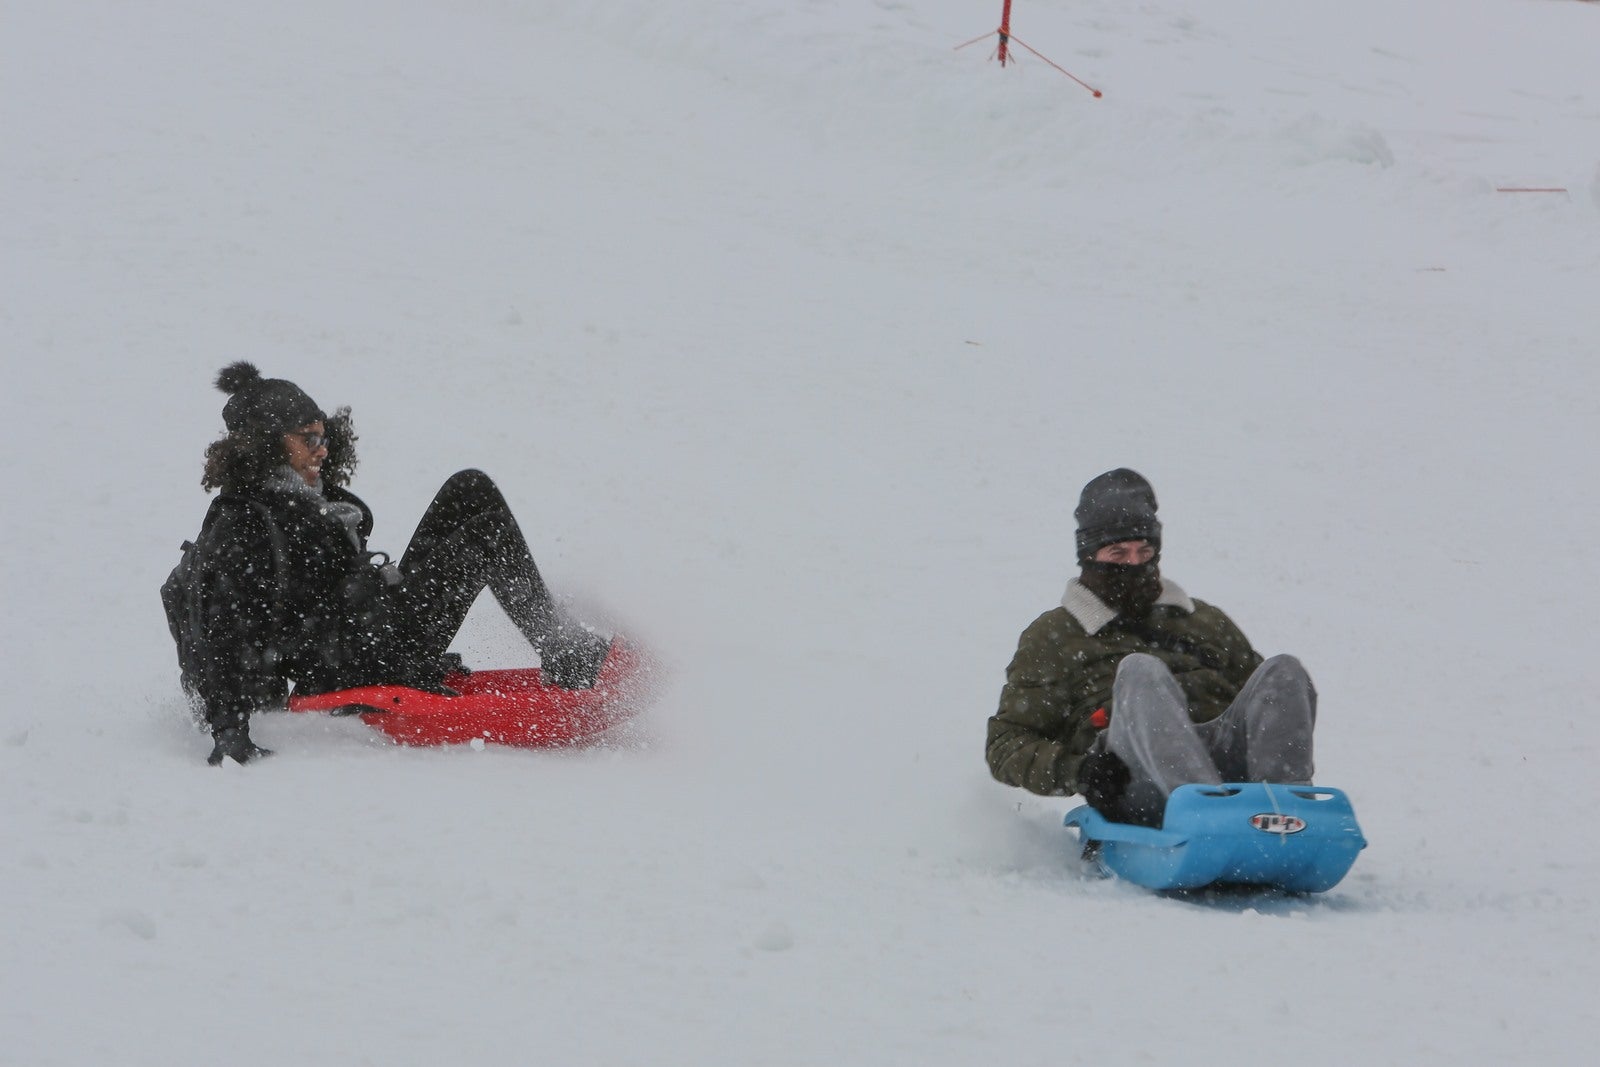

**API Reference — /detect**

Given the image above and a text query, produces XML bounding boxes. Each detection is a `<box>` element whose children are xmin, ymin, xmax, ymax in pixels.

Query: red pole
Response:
<box><xmin>953</xmin><ymin>2</ymin><xmax>1101</xmax><ymax>97</ymax></box>
<box><xmin>997</xmin><ymin>0</ymin><xmax>1013</xmax><ymax>67</ymax></box>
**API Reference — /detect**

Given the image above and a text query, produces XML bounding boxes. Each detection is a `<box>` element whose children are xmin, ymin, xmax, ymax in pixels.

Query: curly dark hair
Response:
<box><xmin>322</xmin><ymin>408</ymin><xmax>359</xmax><ymax>486</ymax></box>
<box><xmin>202</xmin><ymin>406</ymin><xmax>359</xmax><ymax>492</ymax></box>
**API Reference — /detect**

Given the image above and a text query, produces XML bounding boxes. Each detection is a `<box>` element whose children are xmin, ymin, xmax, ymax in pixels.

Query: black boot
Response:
<box><xmin>207</xmin><ymin>725</ymin><xmax>273</xmax><ymax>766</ymax></box>
<box><xmin>540</xmin><ymin>628</ymin><xmax>612</xmax><ymax>689</ymax></box>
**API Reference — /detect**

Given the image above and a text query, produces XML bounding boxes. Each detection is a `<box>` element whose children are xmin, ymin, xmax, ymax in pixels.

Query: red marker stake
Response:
<box><xmin>953</xmin><ymin>2</ymin><xmax>1104</xmax><ymax>98</ymax></box>
<box><xmin>998</xmin><ymin>0</ymin><xmax>1013</xmax><ymax>67</ymax></box>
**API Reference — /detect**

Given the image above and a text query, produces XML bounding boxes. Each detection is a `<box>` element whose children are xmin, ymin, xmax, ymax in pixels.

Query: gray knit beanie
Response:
<box><xmin>1074</xmin><ymin>468</ymin><xmax>1162</xmax><ymax>562</ymax></box>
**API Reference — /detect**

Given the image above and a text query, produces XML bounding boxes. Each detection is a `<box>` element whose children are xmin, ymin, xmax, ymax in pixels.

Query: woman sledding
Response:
<box><xmin>164</xmin><ymin>362</ymin><xmax>611</xmax><ymax>765</ymax></box>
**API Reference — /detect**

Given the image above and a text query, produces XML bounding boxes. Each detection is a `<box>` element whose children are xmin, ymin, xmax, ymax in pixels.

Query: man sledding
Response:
<box><xmin>986</xmin><ymin>469</ymin><xmax>1361</xmax><ymax>891</ymax></box>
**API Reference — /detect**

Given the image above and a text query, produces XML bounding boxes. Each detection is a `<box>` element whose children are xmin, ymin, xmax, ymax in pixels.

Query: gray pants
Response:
<box><xmin>1103</xmin><ymin>653</ymin><xmax>1317</xmax><ymax>824</ymax></box>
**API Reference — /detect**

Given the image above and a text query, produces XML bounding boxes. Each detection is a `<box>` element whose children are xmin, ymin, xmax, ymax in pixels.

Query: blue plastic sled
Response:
<box><xmin>1064</xmin><ymin>783</ymin><xmax>1367</xmax><ymax>893</ymax></box>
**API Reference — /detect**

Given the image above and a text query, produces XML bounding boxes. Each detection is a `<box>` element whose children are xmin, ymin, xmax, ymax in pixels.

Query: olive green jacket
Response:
<box><xmin>986</xmin><ymin>577</ymin><xmax>1262</xmax><ymax>796</ymax></box>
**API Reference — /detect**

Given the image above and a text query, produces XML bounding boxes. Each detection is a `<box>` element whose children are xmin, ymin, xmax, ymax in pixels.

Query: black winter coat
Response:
<box><xmin>181</xmin><ymin>482</ymin><xmax>396</xmax><ymax>731</ymax></box>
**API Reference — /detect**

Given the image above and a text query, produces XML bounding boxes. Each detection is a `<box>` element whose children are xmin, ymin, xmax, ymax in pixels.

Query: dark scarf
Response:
<box><xmin>1079</xmin><ymin>560</ymin><xmax>1163</xmax><ymax>620</ymax></box>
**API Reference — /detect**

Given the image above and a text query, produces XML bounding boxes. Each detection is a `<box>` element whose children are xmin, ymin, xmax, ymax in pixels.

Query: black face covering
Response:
<box><xmin>1079</xmin><ymin>560</ymin><xmax>1163</xmax><ymax>620</ymax></box>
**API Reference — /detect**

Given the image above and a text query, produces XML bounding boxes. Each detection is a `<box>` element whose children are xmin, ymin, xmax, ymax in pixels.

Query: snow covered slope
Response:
<box><xmin>3</xmin><ymin>1</ymin><xmax>1596</xmax><ymax>1063</ymax></box>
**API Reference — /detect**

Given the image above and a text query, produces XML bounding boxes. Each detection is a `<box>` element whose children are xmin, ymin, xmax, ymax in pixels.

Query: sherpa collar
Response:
<box><xmin>1061</xmin><ymin>576</ymin><xmax>1195</xmax><ymax>635</ymax></box>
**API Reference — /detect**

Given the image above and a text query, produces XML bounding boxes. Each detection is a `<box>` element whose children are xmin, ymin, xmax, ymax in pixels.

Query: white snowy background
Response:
<box><xmin>3</xmin><ymin>0</ymin><xmax>1597</xmax><ymax>1063</ymax></box>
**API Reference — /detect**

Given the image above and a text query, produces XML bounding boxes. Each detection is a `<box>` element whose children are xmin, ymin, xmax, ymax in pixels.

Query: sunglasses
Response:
<box><xmin>288</xmin><ymin>431</ymin><xmax>327</xmax><ymax>450</ymax></box>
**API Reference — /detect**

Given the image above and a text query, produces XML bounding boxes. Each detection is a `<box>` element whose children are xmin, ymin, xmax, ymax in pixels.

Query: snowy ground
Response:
<box><xmin>3</xmin><ymin>0</ymin><xmax>1598</xmax><ymax>1063</ymax></box>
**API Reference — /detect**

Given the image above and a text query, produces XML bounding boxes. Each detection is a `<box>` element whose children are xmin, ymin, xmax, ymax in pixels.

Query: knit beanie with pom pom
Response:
<box><xmin>216</xmin><ymin>361</ymin><xmax>325</xmax><ymax>434</ymax></box>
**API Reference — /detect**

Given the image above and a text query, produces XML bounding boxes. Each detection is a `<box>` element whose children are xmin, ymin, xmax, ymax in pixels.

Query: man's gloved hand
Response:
<box><xmin>1074</xmin><ymin>747</ymin><xmax>1131</xmax><ymax>813</ymax></box>
<box><xmin>207</xmin><ymin>726</ymin><xmax>273</xmax><ymax>766</ymax></box>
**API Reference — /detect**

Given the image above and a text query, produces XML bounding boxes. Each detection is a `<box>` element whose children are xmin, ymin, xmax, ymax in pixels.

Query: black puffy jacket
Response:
<box><xmin>165</xmin><ymin>482</ymin><xmax>392</xmax><ymax>731</ymax></box>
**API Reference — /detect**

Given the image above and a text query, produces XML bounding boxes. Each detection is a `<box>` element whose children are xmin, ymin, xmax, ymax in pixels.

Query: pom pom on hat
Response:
<box><xmin>215</xmin><ymin>361</ymin><xmax>264</xmax><ymax>396</ymax></box>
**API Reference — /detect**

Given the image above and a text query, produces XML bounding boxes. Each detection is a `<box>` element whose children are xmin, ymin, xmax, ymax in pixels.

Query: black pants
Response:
<box><xmin>358</xmin><ymin>470</ymin><xmax>605</xmax><ymax>689</ymax></box>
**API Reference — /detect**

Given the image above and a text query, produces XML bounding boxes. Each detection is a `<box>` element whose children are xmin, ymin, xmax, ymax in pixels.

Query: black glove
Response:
<box><xmin>438</xmin><ymin>652</ymin><xmax>470</xmax><ymax>680</ymax></box>
<box><xmin>1074</xmin><ymin>748</ymin><xmax>1131</xmax><ymax>813</ymax></box>
<box><xmin>207</xmin><ymin>726</ymin><xmax>273</xmax><ymax>766</ymax></box>
<box><xmin>385</xmin><ymin>653</ymin><xmax>463</xmax><ymax>696</ymax></box>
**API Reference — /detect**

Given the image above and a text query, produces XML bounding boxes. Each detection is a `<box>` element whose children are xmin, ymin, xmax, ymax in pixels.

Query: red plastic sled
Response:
<box><xmin>287</xmin><ymin>640</ymin><xmax>652</xmax><ymax>748</ymax></box>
